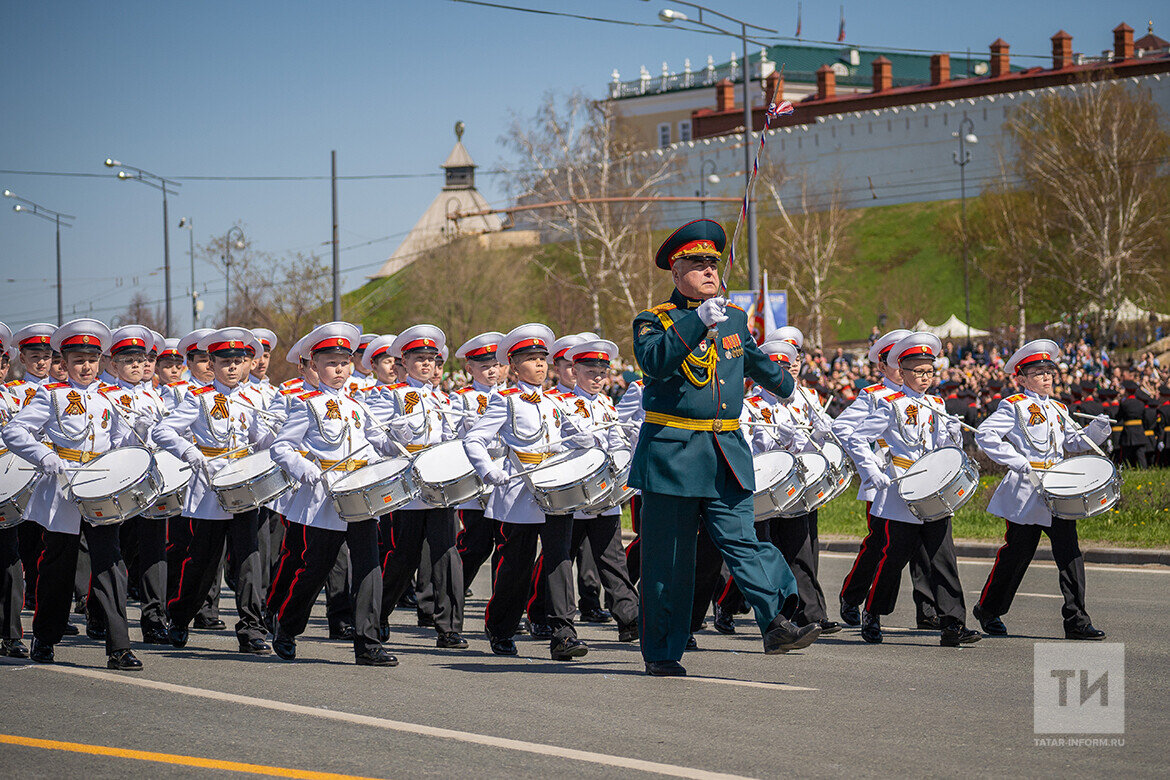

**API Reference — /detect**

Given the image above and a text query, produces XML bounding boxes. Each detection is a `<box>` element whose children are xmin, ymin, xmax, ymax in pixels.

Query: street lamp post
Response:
<box><xmin>659</xmin><ymin>3</ymin><xmax>777</xmax><ymax>294</ymax></box>
<box><xmin>697</xmin><ymin>159</ymin><xmax>720</xmax><ymax>219</ymax></box>
<box><xmin>951</xmin><ymin>117</ymin><xmax>978</xmax><ymax>353</ymax></box>
<box><xmin>178</xmin><ymin>217</ymin><xmax>198</xmax><ymax>330</ymax></box>
<box><xmin>5</xmin><ymin>189</ymin><xmax>74</xmax><ymax>325</ymax></box>
<box><xmin>223</xmin><ymin>226</ymin><xmax>245</xmax><ymax>323</ymax></box>
<box><xmin>105</xmin><ymin>158</ymin><xmax>181</xmax><ymax>335</ymax></box>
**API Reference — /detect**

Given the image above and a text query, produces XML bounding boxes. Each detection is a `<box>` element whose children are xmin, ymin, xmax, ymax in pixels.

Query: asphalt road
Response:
<box><xmin>2</xmin><ymin>551</ymin><xmax>1167</xmax><ymax>779</ymax></box>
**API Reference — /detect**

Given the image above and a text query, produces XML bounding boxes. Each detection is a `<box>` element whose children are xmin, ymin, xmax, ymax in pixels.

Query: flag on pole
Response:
<box><xmin>749</xmin><ymin>287</ymin><xmax>765</xmax><ymax>343</ymax></box>
<box><xmin>837</xmin><ymin>5</ymin><xmax>846</xmax><ymax>42</ymax></box>
<box><xmin>795</xmin><ymin>2</ymin><xmax>802</xmax><ymax>37</ymax></box>
<box><xmin>762</xmin><ymin>270</ymin><xmax>777</xmax><ymax>337</ymax></box>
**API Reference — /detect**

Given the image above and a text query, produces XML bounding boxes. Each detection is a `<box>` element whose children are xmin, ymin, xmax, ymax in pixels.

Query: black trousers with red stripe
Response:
<box><xmin>267</xmin><ymin>517</ymin><xmax>307</xmax><ymax>617</ymax></box>
<box><xmin>166</xmin><ymin>516</ymin><xmax>219</xmax><ymax>623</ymax></box>
<box><xmin>1</xmin><ymin>526</ymin><xmax>23</xmax><ymax>640</ymax></box>
<box><xmin>977</xmin><ymin>518</ymin><xmax>1090</xmax><ymax>630</ymax></box>
<box><xmin>455</xmin><ymin>508</ymin><xmax>501</xmax><ymax>589</ymax></box>
<box><xmin>379</xmin><ymin>508</ymin><xmax>463</xmax><ymax>634</ymax></box>
<box><xmin>691</xmin><ymin>521</ymin><xmax>724</xmax><ymax>631</ymax></box>
<box><xmin>17</xmin><ymin>521</ymin><xmax>42</xmax><ymax>610</ymax></box>
<box><xmin>840</xmin><ymin>501</ymin><xmax>938</xmax><ymax>622</ymax></box>
<box><xmin>135</xmin><ymin>518</ymin><xmax>169</xmax><ymax>634</ymax></box>
<box><xmin>166</xmin><ymin>512</ymin><xmax>265</xmax><ymax>642</ymax></box>
<box><xmin>273</xmin><ymin>519</ymin><xmax>383</xmax><ymax>654</ymax></box>
<box><xmin>34</xmin><ymin>523</ymin><xmax>129</xmax><ymax>652</ymax></box>
<box><xmin>485</xmin><ymin>515</ymin><xmax>576</xmax><ymax>642</ymax></box>
<box><xmin>770</xmin><ymin>511</ymin><xmax>828</xmax><ymax>625</ymax></box>
<box><xmin>865</xmin><ymin>516</ymin><xmax>965</xmax><ymax>626</ymax></box>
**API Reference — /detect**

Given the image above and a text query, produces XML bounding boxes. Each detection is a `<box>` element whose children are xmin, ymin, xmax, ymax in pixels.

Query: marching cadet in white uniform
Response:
<box><xmin>245</xmin><ymin>328</ymin><xmax>285</xmax><ymax>594</ymax></box>
<box><xmin>2</xmin><ymin>318</ymin><xmax>142</xmax><ymax>669</ymax></box>
<box><xmin>841</xmin><ymin>332</ymin><xmax>980</xmax><ymax>647</ymax></box>
<box><xmin>152</xmin><ymin>327</ymin><xmax>274</xmax><ymax>654</ymax></box>
<box><xmin>158</xmin><ymin>328</ymin><xmax>213</xmax><ymax>412</ymax></box>
<box><xmin>153</xmin><ymin>338</ymin><xmax>185</xmax><ymax>387</ymax></box>
<box><xmin>464</xmin><ymin>324</ymin><xmax>590</xmax><ymax>660</ymax></box>
<box><xmin>346</xmin><ymin>333</ymin><xmax>379</xmax><ymax>396</ymax></box>
<box><xmin>98</xmin><ymin>325</ymin><xmax>170</xmax><ymax>644</ymax></box>
<box><xmin>367</xmin><ymin>325</ymin><xmax>467</xmax><ymax>649</ymax></box>
<box><xmin>562</xmin><ymin>339</ymin><xmax>640</xmax><ymax>641</ymax></box>
<box><xmin>450</xmin><ymin>331</ymin><xmax>506</xmax><ymax>592</ymax></box>
<box><xmin>615</xmin><ymin>376</ymin><xmax>647</xmax><ymax>583</ymax></box>
<box><xmin>973</xmin><ymin>339</ymin><xmax>1111</xmax><ymax>640</ymax></box>
<box><xmin>0</xmin><ymin>323</ymin><xmax>29</xmax><ymax>658</ymax></box>
<box><xmin>267</xmin><ymin>323</ymin><xmax>398</xmax><ymax>666</ymax></box>
<box><xmin>832</xmin><ymin>329</ymin><xmax>939</xmax><ymax>629</ymax></box>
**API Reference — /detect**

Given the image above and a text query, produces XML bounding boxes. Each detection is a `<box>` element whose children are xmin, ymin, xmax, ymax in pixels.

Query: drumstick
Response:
<box><xmin>505</xmin><ymin>457</ymin><xmax>566</xmax><ymax>482</ymax></box>
<box><xmin>18</xmin><ymin>466</ymin><xmax>110</xmax><ymax>473</ymax></box>
<box><xmin>205</xmin><ymin>444</ymin><xmax>251</xmax><ymax>462</ymax></box>
<box><xmin>931</xmin><ymin>407</ymin><xmax>980</xmax><ymax>434</ymax></box>
<box><xmin>102</xmin><ymin>396</ymin><xmax>153</xmax><ymax>448</ymax></box>
<box><xmin>319</xmin><ymin>442</ymin><xmax>374</xmax><ymax>475</ymax></box>
<box><xmin>889</xmin><ymin>469</ymin><xmax>927</xmax><ymax>483</ymax></box>
<box><xmin>1054</xmin><ymin>406</ymin><xmax>1108</xmax><ymax>459</ymax></box>
<box><xmin>234</xmin><ymin>400</ymin><xmax>284</xmax><ymax>421</ymax></box>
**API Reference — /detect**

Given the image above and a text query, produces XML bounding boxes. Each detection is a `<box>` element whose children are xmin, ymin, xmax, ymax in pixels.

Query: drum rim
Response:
<box><xmin>70</xmin><ymin>447</ymin><xmax>157</xmax><ymax>499</ymax></box>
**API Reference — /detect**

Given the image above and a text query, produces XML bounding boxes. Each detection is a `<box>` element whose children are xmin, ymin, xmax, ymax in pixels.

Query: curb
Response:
<box><xmin>820</xmin><ymin>538</ymin><xmax>1170</xmax><ymax>566</ymax></box>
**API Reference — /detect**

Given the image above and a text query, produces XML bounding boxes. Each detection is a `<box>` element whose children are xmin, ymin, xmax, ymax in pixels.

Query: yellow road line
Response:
<box><xmin>0</xmin><ymin>734</ymin><xmax>385</xmax><ymax>780</ymax></box>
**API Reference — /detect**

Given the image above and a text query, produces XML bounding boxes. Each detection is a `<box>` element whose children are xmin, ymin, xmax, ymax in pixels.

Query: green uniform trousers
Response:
<box><xmin>638</xmin><ymin>487</ymin><xmax>799</xmax><ymax>663</ymax></box>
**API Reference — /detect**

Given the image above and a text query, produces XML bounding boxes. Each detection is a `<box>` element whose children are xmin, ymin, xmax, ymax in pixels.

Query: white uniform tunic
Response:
<box><xmin>451</xmin><ymin>380</ymin><xmax>502</xmax><ymax>513</ymax></box>
<box><xmin>832</xmin><ymin>379</ymin><xmax>901</xmax><ymax>501</ymax></box>
<box><xmin>566</xmin><ymin>386</ymin><xmax>624</xmax><ymax>519</ymax></box>
<box><xmin>246</xmin><ymin>374</ymin><xmax>278</xmax><ymax>407</ymax></box>
<box><xmin>842</xmin><ymin>387</ymin><xmax>962</xmax><ymax>525</ymax></box>
<box><xmin>364</xmin><ymin>376</ymin><xmax>454</xmax><ymax>511</ymax></box>
<box><xmin>151</xmin><ymin>380</ymin><xmax>271</xmax><ymax>520</ymax></box>
<box><xmin>3</xmin><ymin>379</ymin><xmax>131</xmax><ymax>534</ymax></box>
<box><xmin>976</xmin><ymin>389</ymin><xmax>1110</xmax><ymax>527</ymax></box>
<box><xmin>99</xmin><ymin>377</ymin><xmax>167</xmax><ymax>443</ymax></box>
<box><xmin>743</xmin><ymin>389</ymin><xmax>807</xmax><ymax>455</ymax></box>
<box><xmin>464</xmin><ymin>382</ymin><xmax>567</xmax><ymax>525</ymax></box>
<box><xmin>4</xmin><ymin>376</ymin><xmax>49</xmax><ymax>410</ymax></box>
<box><xmin>270</xmin><ymin>384</ymin><xmax>393</xmax><ymax>531</ymax></box>
<box><xmin>345</xmin><ymin>372</ymin><xmax>377</xmax><ymax>398</ymax></box>
<box><xmin>158</xmin><ymin>379</ymin><xmax>194</xmax><ymax>413</ymax></box>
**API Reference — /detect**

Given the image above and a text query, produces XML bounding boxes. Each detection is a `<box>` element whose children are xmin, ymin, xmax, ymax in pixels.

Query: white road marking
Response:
<box><xmin>967</xmin><ymin>590</ymin><xmax>1063</xmax><ymax>599</ymax></box>
<box><xmin>35</xmin><ymin>665</ymin><xmax>755</xmax><ymax>780</ymax></box>
<box><xmin>669</xmin><ymin>676</ymin><xmax>816</xmax><ymax>692</ymax></box>
<box><xmin>819</xmin><ymin>551</ymin><xmax>1169</xmax><ymax>574</ymax></box>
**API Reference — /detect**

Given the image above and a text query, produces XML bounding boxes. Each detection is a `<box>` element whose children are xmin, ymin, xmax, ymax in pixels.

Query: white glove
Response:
<box><xmin>1089</xmin><ymin>414</ymin><xmax>1112</xmax><ymax>435</ymax></box>
<box><xmin>1158</xmin><ymin>441</ymin><xmax>1164</xmax><ymax>452</ymax></box>
<box><xmin>389</xmin><ymin>416</ymin><xmax>414</xmax><ymax>440</ymax></box>
<box><xmin>40</xmin><ymin>452</ymin><xmax>67</xmax><ymax>476</ymax></box>
<box><xmin>302</xmin><ymin>464</ymin><xmax>324</xmax><ymax>489</ymax></box>
<box><xmin>868</xmin><ymin>472</ymin><xmax>891</xmax><ymax>491</ymax></box>
<box><xmin>568</xmin><ymin>431</ymin><xmax>596</xmax><ymax>449</ymax></box>
<box><xmin>696</xmin><ymin>296</ymin><xmax>728</xmax><ymax>327</ymax></box>
<box><xmin>484</xmin><ymin>468</ymin><xmax>509</xmax><ymax>487</ymax></box>
<box><xmin>132</xmin><ymin>419</ymin><xmax>153</xmax><ymax>442</ymax></box>
<box><xmin>181</xmin><ymin>448</ymin><xmax>207</xmax><ymax>469</ymax></box>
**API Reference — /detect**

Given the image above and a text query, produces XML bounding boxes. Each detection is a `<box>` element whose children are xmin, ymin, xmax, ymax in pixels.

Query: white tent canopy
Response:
<box><xmin>1081</xmin><ymin>298</ymin><xmax>1170</xmax><ymax>323</ymax></box>
<box><xmin>912</xmin><ymin>314</ymin><xmax>991</xmax><ymax>339</ymax></box>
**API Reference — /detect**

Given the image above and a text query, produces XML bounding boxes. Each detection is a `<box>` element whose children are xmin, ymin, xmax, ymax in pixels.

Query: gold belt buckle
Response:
<box><xmin>711</xmin><ymin>419</ymin><xmax>724</xmax><ymax>433</ymax></box>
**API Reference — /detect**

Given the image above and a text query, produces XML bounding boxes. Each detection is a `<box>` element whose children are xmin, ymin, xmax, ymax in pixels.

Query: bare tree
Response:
<box><xmin>501</xmin><ymin>90</ymin><xmax>681</xmax><ymax>340</ymax></box>
<box><xmin>113</xmin><ymin>291</ymin><xmax>166</xmax><ymax>333</ymax></box>
<box><xmin>760</xmin><ymin>170</ymin><xmax>856</xmax><ymax>349</ymax></box>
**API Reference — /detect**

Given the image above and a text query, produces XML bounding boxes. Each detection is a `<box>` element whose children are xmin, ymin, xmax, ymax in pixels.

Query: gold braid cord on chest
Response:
<box><xmin>655</xmin><ymin>309</ymin><xmax>716</xmax><ymax>388</ymax></box>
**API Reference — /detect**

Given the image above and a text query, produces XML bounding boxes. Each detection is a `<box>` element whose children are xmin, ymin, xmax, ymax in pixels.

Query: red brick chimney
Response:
<box><xmin>1113</xmin><ymin>22</ymin><xmax>1134</xmax><ymax>61</ymax></box>
<box><xmin>715</xmin><ymin>78</ymin><xmax>735</xmax><ymax>112</ymax></box>
<box><xmin>764</xmin><ymin>71</ymin><xmax>784</xmax><ymax>107</ymax></box>
<box><xmin>930</xmin><ymin>53</ymin><xmax>950</xmax><ymax>85</ymax></box>
<box><xmin>990</xmin><ymin>38</ymin><xmax>1009</xmax><ymax>77</ymax></box>
<box><xmin>1051</xmin><ymin>30</ymin><xmax>1073</xmax><ymax>69</ymax></box>
<box><xmin>816</xmin><ymin>64</ymin><xmax>836</xmax><ymax>100</ymax></box>
<box><xmin>871</xmin><ymin>56</ymin><xmax>892</xmax><ymax>92</ymax></box>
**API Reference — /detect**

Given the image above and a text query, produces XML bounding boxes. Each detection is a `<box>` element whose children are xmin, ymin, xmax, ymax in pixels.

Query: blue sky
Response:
<box><xmin>1</xmin><ymin>1</ymin><xmax>1159</xmax><ymax>332</ymax></box>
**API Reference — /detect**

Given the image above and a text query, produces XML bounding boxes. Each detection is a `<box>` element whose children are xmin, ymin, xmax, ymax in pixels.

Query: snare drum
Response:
<box><xmin>779</xmin><ymin>452</ymin><xmax>836</xmax><ymax>517</ymax></box>
<box><xmin>1039</xmin><ymin>455</ymin><xmax>1120</xmax><ymax>519</ymax></box>
<box><xmin>411</xmin><ymin>441</ymin><xmax>487</xmax><ymax>508</ymax></box>
<box><xmin>580</xmin><ymin>448</ymin><xmax>634</xmax><ymax>515</ymax></box>
<box><xmin>897</xmin><ymin>447</ymin><xmax>980</xmax><ymax>521</ymax></box>
<box><xmin>70</xmin><ymin>446</ymin><xmax>163</xmax><ymax>526</ymax></box>
<box><xmin>526</xmin><ymin>448</ymin><xmax>614</xmax><ymax>515</ymax></box>
<box><xmin>752</xmin><ymin>450</ymin><xmax>803</xmax><ymax>520</ymax></box>
<box><xmin>140</xmin><ymin>449</ymin><xmax>192</xmax><ymax>519</ymax></box>
<box><xmin>0</xmin><ymin>452</ymin><xmax>36</xmax><ymax>529</ymax></box>
<box><xmin>210</xmin><ymin>450</ymin><xmax>293</xmax><ymax>513</ymax></box>
<box><xmin>329</xmin><ymin>458</ymin><xmax>418</xmax><ymax>521</ymax></box>
<box><xmin>820</xmin><ymin>440</ymin><xmax>856</xmax><ymax>500</ymax></box>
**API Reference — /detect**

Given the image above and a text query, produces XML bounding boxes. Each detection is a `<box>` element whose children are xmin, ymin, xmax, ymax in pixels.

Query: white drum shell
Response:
<box><xmin>330</xmin><ymin>459</ymin><xmax>419</xmax><ymax>522</ymax></box>
<box><xmin>527</xmin><ymin>449</ymin><xmax>614</xmax><ymax>515</ymax></box>
<box><xmin>780</xmin><ymin>453</ymin><xmax>835</xmax><ymax>517</ymax></box>
<box><xmin>71</xmin><ymin>447</ymin><xmax>163</xmax><ymax>526</ymax></box>
<box><xmin>821</xmin><ymin>440</ymin><xmax>856</xmax><ymax>501</ymax></box>
<box><xmin>897</xmin><ymin>447</ymin><xmax>980</xmax><ymax>522</ymax></box>
<box><xmin>140</xmin><ymin>450</ymin><xmax>192</xmax><ymax>520</ymax></box>
<box><xmin>411</xmin><ymin>443</ymin><xmax>487</xmax><ymax>509</ymax></box>
<box><xmin>0</xmin><ymin>453</ymin><xmax>36</xmax><ymax>529</ymax></box>
<box><xmin>752</xmin><ymin>451</ymin><xmax>804</xmax><ymax>520</ymax></box>
<box><xmin>581</xmin><ymin>449</ymin><xmax>634</xmax><ymax>515</ymax></box>
<box><xmin>211</xmin><ymin>451</ymin><xmax>293</xmax><ymax>514</ymax></box>
<box><xmin>1039</xmin><ymin>455</ymin><xmax>1121</xmax><ymax>519</ymax></box>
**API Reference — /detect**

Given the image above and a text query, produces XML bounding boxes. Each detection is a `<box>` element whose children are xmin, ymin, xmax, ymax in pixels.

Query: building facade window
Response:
<box><xmin>678</xmin><ymin>120</ymin><xmax>692</xmax><ymax>142</ymax></box>
<box><xmin>658</xmin><ymin>123</ymin><xmax>671</xmax><ymax>148</ymax></box>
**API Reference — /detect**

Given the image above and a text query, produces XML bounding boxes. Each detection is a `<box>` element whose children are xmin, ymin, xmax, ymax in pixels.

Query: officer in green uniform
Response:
<box><xmin>630</xmin><ymin>219</ymin><xmax>822</xmax><ymax>677</ymax></box>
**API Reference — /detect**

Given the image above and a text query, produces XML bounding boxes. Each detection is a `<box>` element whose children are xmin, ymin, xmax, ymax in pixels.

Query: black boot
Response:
<box><xmin>972</xmin><ymin>605</ymin><xmax>1007</xmax><ymax>636</ymax></box>
<box><xmin>860</xmin><ymin>611</ymin><xmax>882</xmax><ymax>644</ymax></box>
<box><xmin>355</xmin><ymin>647</ymin><xmax>398</xmax><ymax>666</ymax></box>
<box><xmin>940</xmin><ymin>622</ymin><xmax>982</xmax><ymax>647</ymax></box>
<box><xmin>839</xmin><ymin>598</ymin><xmax>861</xmax><ymax>627</ymax></box>
<box><xmin>763</xmin><ymin>615</ymin><xmax>822</xmax><ymax>654</ymax></box>
<box><xmin>30</xmin><ymin>638</ymin><xmax>54</xmax><ymax>663</ymax></box>
<box><xmin>486</xmin><ymin>629</ymin><xmax>517</xmax><ymax>656</ymax></box>
<box><xmin>1</xmin><ymin>639</ymin><xmax>29</xmax><ymax>658</ymax></box>
<box><xmin>550</xmin><ymin>636</ymin><xmax>589</xmax><ymax>660</ymax></box>
<box><xmin>107</xmin><ymin>649</ymin><xmax>144</xmax><ymax>671</ymax></box>
<box><xmin>713</xmin><ymin>603</ymin><xmax>736</xmax><ymax>634</ymax></box>
<box><xmin>645</xmin><ymin>660</ymin><xmax>686</xmax><ymax>676</ymax></box>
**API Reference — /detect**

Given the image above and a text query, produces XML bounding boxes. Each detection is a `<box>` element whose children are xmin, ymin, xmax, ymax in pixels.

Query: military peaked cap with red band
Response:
<box><xmin>178</xmin><ymin>328</ymin><xmax>214</xmax><ymax>356</ymax></box>
<box><xmin>390</xmin><ymin>325</ymin><xmax>445</xmax><ymax>359</ymax></box>
<box><xmin>496</xmin><ymin>324</ymin><xmax>555</xmax><ymax>364</ymax></box>
<box><xmin>251</xmin><ymin>327</ymin><xmax>278</xmax><ymax>352</ymax></box>
<box><xmin>550</xmin><ymin>333</ymin><xmax>594</xmax><ymax>362</ymax></box>
<box><xmin>300</xmin><ymin>322</ymin><xmax>361</xmax><ymax>357</ymax></box>
<box><xmin>765</xmin><ymin>326</ymin><xmax>804</xmax><ymax>350</ymax></box>
<box><xmin>759</xmin><ymin>339</ymin><xmax>799</xmax><ymax>364</ymax></box>
<box><xmin>50</xmin><ymin>318</ymin><xmax>111</xmax><ymax>354</ymax></box>
<box><xmin>158</xmin><ymin>337</ymin><xmax>182</xmax><ymax>359</ymax></box>
<box><xmin>197</xmin><ymin>327</ymin><xmax>262</xmax><ymax>357</ymax></box>
<box><xmin>108</xmin><ymin>325</ymin><xmax>153</xmax><ymax>356</ymax></box>
<box><xmin>456</xmin><ymin>331</ymin><xmax>505</xmax><ymax>363</ymax></box>
<box><xmin>867</xmin><ymin>329</ymin><xmax>912</xmax><ymax>365</ymax></box>
<box><xmin>887</xmin><ymin>332</ymin><xmax>942</xmax><ymax>371</ymax></box>
<box><xmin>360</xmin><ymin>333</ymin><xmax>396</xmax><ymax>372</ymax></box>
<box><xmin>13</xmin><ymin>323</ymin><xmax>55</xmax><ymax>350</ymax></box>
<box><xmin>654</xmin><ymin>219</ymin><xmax>727</xmax><ymax>270</ymax></box>
<box><xmin>1005</xmin><ymin>339</ymin><xmax>1060</xmax><ymax>375</ymax></box>
<box><xmin>566</xmin><ymin>338</ymin><xmax>619</xmax><ymax>366</ymax></box>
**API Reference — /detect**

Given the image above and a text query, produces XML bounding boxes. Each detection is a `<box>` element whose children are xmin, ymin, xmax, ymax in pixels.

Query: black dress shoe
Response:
<box><xmin>272</xmin><ymin>633</ymin><xmax>297</xmax><ymax>660</ymax></box>
<box><xmin>940</xmin><ymin>624</ymin><xmax>982</xmax><ymax>647</ymax></box>
<box><xmin>1</xmin><ymin>639</ymin><xmax>29</xmax><ymax>658</ymax></box>
<box><xmin>168</xmin><ymin>623</ymin><xmax>189</xmax><ymax>648</ymax></box>
<box><xmin>238</xmin><ymin>637</ymin><xmax>272</xmax><ymax>655</ymax></box>
<box><xmin>645</xmin><ymin>660</ymin><xmax>686</xmax><ymax>677</ymax></box>
<box><xmin>141</xmin><ymin>628</ymin><xmax>170</xmax><ymax>645</ymax></box>
<box><xmin>30</xmin><ymin>638</ymin><xmax>54</xmax><ymax>663</ymax></box>
<box><xmin>579</xmin><ymin>607</ymin><xmax>612</xmax><ymax>624</ymax></box>
<box><xmin>61</xmin><ymin>622</ymin><xmax>79</xmax><ymax>636</ymax></box>
<box><xmin>816</xmin><ymin>620</ymin><xmax>842</xmax><ymax>635</ymax></box>
<box><xmin>86</xmin><ymin>625</ymin><xmax>107</xmax><ymax>641</ymax></box>
<box><xmin>839</xmin><ymin>599</ymin><xmax>861</xmax><ymax>627</ymax></box>
<box><xmin>193</xmin><ymin>616</ymin><xmax>227</xmax><ymax>631</ymax></box>
<box><xmin>355</xmin><ymin>647</ymin><xmax>398</xmax><ymax>666</ymax></box>
<box><xmin>916</xmin><ymin>615</ymin><xmax>942</xmax><ymax>630</ymax></box>
<box><xmin>528</xmin><ymin>622</ymin><xmax>553</xmax><ymax>640</ymax></box>
<box><xmin>377</xmin><ymin>623</ymin><xmax>390</xmax><ymax>643</ymax></box>
<box><xmin>107</xmin><ymin>649</ymin><xmax>143</xmax><ymax>671</ymax></box>
<box><xmin>713</xmin><ymin>604</ymin><xmax>736</xmax><ymax>635</ymax></box>
<box><xmin>1065</xmin><ymin>624</ymin><xmax>1106</xmax><ymax>641</ymax></box>
<box><xmin>436</xmin><ymin>631</ymin><xmax>469</xmax><ymax>649</ymax></box>
<box><xmin>685</xmin><ymin>634</ymin><xmax>698</xmax><ymax>651</ymax></box>
<box><xmin>550</xmin><ymin>636</ymin><xmax>589</xmax><ymax>660</ymax></box>
<box><xmin>329</xmin><ymin>626</ymin><xmax>356</xmax><ymax>641</ymax></box>
<box><xmin>416</xmin><ymin>610</ymin><xmax>436</xmax><ymax>628</ymax></box>
<box><xmin>486</xmin><ymin>631</ymin><xmax>517</xmax><ymax>656</ymax></box>
<box><xmin>617</xmin><ymin>622</ymin><xmax>639</xmax><ymax>643</ymax></box>
<box><xmin>860</xmin><ymin>611</ymin><xmax>883</xmax><ymax>644</ymax></box>
<box><xmin>398</xmin><ymin>591</ymin><xmax>418</xmax><ymax>609</ymax></box>
<box><xmin>973</xmin><ymin>605</ymin><xmax>1007</xmax><ymax>636</ymax></box>
<box><xmin>763</xmin><ymin>616</ymin><xmax>822</xmax><ymax>654</ymax></box>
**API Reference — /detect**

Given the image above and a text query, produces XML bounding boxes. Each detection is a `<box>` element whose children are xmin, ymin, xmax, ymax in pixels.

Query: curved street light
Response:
<box><xmin>952</xmin><ymin>117</ymin><xmax>978</xmax><ymax>352</ymax></box>
<box><xmin>698</xmin><ymin>159</ymin><xmax>720</xmax><ymax>219</ymax></box>
<box><xmin>5</xmin><ymin>189</ymin><xmax>74</xmax><ymax>325</ymax></box>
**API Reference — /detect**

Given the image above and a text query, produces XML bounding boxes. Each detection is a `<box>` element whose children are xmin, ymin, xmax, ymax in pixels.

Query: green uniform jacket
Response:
<box><xmin>629</xmin><ymin>288</ymin><xmax>795</xmax><ymax>498</ymax></box>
